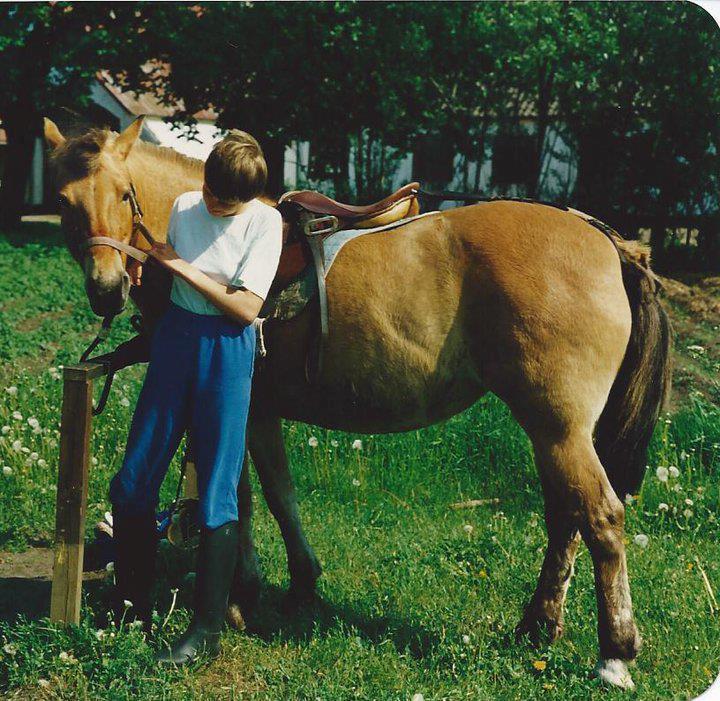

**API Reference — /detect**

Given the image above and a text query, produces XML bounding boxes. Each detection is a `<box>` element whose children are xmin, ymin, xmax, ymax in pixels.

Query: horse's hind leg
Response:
<box><xmin>516</xmin><ymin>482</ymin><xmax>581</xmax><ymax>644</ymax></box>
<box><xmin>244</xmin><ymin>412</ymin><xmax>322</xmax><ymax>603</ymax></box>
<box><xmin>227</xmin><ymin>452</ymin><xmax>261</xmax><ymax>629</ymax></box>
<box><xmin>533</xmin><ymin>430</ymin><xmax>640</xmax><ymax>689</ymax></box>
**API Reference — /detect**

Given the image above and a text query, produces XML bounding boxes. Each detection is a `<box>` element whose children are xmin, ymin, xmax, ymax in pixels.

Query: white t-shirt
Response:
<box><xmin>166</xmin><ymin>191</ymin><xmax>283</xmax><ymax>315</ymax></box>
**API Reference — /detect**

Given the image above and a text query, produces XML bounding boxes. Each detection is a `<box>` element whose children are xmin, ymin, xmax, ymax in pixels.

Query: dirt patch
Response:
<box><xmin>0</xmin><ymin>548</ymin><xmax>105</xmax><ymax>623</ymax></box>
<box><xmin>14</xmin><ymin>304</ymin><xmax>74</xmax><ymax>333</ymax></box>
<box><xmin>661</xmin><ymin>274</ymin><xmax>720</xmax><ymax>406</ymax></box>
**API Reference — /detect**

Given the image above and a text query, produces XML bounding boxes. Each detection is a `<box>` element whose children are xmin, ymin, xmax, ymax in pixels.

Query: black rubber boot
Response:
<box><xmin>155</xmin><ymin>520</ymin><xmax>239</xmax><ymax>666</ymax></box>
<box><xmin>112</xmin><ymin>508</ymin><xmax>158</xmax><ymax>635</ymax></box>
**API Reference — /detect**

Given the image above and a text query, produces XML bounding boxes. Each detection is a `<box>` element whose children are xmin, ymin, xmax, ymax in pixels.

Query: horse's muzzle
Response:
<box><xmin>86</xmin><ymin>272</ymin><xmax>130</xmax><ymax>317</ymax></box>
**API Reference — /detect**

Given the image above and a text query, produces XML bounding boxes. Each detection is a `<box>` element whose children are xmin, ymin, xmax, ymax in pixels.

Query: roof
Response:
<box><xmin>96</xmin><ymin>67</ymin><xmax>218</xmax><ymax>122</ymax></box>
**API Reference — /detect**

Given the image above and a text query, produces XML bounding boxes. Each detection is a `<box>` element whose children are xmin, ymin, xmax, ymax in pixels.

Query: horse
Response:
<box><xmin>44</xmin><ymin>116</ymin><xmax>671</xmax><ymax>689</ymax></box>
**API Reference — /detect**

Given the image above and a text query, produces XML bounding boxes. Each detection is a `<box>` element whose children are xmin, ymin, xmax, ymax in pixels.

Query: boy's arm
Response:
<box><xmin>148</xmin><ymin>211</ymin><xmax>282</xmax><ymax>325</ymax></box>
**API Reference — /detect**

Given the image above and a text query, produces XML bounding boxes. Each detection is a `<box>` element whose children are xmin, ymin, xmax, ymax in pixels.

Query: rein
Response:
<box><xmin>79</xmin><ymin>183</ymin><xmax>154</xmax><ymax>415</ymax></box>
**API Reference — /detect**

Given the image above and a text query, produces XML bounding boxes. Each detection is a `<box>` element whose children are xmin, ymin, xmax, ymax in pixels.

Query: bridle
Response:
<box><xmin>83</xmin><ymin>183</ymin><xmax>157</xmax><ymax>264</ymax></box>
<box><xmin>79</xmin><ymin>182</ymin><xmax>155</xmax><ymax>414</ymax></box>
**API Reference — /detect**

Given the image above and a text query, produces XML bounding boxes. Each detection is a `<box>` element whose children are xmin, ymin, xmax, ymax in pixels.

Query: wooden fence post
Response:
<box><xmin>50</xmin><ymin>362</ymin><xmax>105</xmax><ymax>624</ymax></box>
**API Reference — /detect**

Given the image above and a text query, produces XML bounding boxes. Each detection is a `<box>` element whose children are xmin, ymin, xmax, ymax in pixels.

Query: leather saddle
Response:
<box><xmin>264</xmin><ymin>182</ymin><xmax>422</xmax><ymax>381</ymax></box>
<box><xmin>279</xmin><ymin>182</ymin><xmax>420</xmax><ymax>234</ymax></box>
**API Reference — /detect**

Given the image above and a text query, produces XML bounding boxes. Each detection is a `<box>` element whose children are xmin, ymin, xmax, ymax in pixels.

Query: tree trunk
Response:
<box><xmin>260</xmin><ymin>136</ymin><xmax>286</xmax><ymax>198</ymax></box>
<box><xmin>0</xmin><ymin>111</ymin><xmax>38</xmax><ymax>229</ymax></box>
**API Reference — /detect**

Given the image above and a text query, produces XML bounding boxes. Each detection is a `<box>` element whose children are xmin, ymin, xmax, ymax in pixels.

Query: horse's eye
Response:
<box><xmin>122</xmin><ymin>191</ymin><xmax>131</xmax><ymax>202</ymax></box>
<box><xmin>58</xmin><ymin>194</ymin><xmax>69</xmax><ymax>208</ymax></box>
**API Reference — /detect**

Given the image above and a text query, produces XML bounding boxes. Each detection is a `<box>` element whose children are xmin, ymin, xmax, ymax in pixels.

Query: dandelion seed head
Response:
<box><xmin>658</xmin><ymin>502</ymin><xmax>669</xmax><ymax>512</ymax></box>
<box><xmin>2</xmin><ymin>466</ymin><xmax>12</xmax><ymax>477</ymax></box>
<box><xmin>656</xmin><ymin>466</ymin><xmax>669</xmax><ymax>482</ymax></box>
<box><xmin>5</xmin><ymin>387</ymin><xmax>17</xmax><ymax>397</ymax></box>
<box><xmin>11</xmin><ymin>411</ymin><xmax>22</xmax><ymax>421</ymax></box>
<box><xmin>633</xmin><ymin>534</ymin><xmax>649</xmax><ymax>548</ymax></box>
<box><xmin>669</xmin><ymin>466</ymin><xmax>680</xmax><ymax>478</ymax></box>
<box><xmin>351</xmin><ymin>439</ymin><xmax>363</xmax><ymax>451</ymax></box>
<box><xmin>308</xmin><ymin>436</ymin><xmax>319</xmax><ymax>448</ymax></box>
<box><xmin>1</xmin><ymin>426</ymin><xmax>10</xmax><ymax>435</ymax></box>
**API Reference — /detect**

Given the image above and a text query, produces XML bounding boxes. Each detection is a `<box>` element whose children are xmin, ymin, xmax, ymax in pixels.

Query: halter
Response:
<box><xmin>79</xmin><ymin>183</ymin><xmax>155</xmax><ymax>414</ymax></box>
<box><xmin>83</xmin><ymin>183</ymin><xmax>157</xmax><ymax>263</ymax></box>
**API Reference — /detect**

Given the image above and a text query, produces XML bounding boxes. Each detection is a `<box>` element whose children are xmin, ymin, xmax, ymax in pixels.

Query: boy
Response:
<box><xmin>109</xmin><ymin>130</ymin><xmax>282</xmax><ymax>665</ymax></box>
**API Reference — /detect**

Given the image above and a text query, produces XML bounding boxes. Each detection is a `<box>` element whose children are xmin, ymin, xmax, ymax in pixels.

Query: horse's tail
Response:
<box><xmin>593</xmin><ymin>236</ymin><xmax>673</xmax><ymax>499</ymax></box>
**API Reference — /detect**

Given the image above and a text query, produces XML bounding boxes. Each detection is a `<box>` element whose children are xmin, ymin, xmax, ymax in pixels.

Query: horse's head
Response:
<box><xmin>44</xmin><ymin>116</ymin><xmax>146</xmax><ymax>317</ymax></box>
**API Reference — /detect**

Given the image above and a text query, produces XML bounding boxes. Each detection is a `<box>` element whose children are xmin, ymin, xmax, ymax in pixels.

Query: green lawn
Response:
<box><xmin>0</xmin><ymin>223</ymin><xmax>718</xmax><ymax>700</ymax></box>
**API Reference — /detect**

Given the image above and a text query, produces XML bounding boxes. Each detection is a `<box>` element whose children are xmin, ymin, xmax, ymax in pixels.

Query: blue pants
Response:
<box><xmin>109</xmin><ymin>301</ymin><xmax>256</xmax><ymax>529</ymax></box>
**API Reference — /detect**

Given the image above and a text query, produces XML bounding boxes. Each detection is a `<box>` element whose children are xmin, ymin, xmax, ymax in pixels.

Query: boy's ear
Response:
<box><xmin>114</xmin><ymin>115</ymin><xmax>145</xmax><ymax>160</ymax></box>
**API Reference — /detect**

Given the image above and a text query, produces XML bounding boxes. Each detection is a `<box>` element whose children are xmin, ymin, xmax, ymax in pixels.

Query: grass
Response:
<box><xmin>0</xmin><ymin>222</ymin><xmax>718</xmax><ymax>700</ymax></box>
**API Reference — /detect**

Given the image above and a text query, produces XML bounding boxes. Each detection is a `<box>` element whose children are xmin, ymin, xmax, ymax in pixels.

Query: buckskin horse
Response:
<box><xmin>44</xmin><ymin>116</ymin><xmax>671</xmax><ymax>689</ymax></box>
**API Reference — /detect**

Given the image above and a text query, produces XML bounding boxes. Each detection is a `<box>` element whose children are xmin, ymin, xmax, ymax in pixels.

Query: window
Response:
<box><xmin>413</xmin><ymin>135</ymin><xmax>455</xmax><ymax>187</ymax></box>
<box><xmin>492</xmin><ymin>130</ymin><xmax>535</xmax><ymax>193</ymax></box>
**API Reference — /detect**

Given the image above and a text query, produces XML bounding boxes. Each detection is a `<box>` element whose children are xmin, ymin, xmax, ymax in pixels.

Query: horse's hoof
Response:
<box><xmin>515</xmin><ymin>610</ymin><xmax>563</xmax><ymax>646</ymax></box>
<box><xmin>595</xmin><ymin>659</ymin><xmax>635</xmax><ymax>690</ymax></box>
<box><xmin>226</xmin><ymin>603</ymin><xmax>247</xmax><ymax>631</ymax></box>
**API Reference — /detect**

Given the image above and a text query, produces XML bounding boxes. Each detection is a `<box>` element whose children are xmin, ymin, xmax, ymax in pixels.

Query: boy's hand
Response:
<box><xmin>147</xmin><ymin>241</ymin><xmax>186</xmax><ymax>275</ymax></box>
<box><xmin>128</xmin><ymin>259</ymin><xmax>143</xmax><ymax>286</ymax></box>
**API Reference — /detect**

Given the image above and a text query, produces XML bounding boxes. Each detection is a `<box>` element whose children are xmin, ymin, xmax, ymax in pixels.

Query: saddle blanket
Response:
<box><xmin>322</xmin><ymin>210</ymin><xmax>439</xmax><ymax>277</ymax></box>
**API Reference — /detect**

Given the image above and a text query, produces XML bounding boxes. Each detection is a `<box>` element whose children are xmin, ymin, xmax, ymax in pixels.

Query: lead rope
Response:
<box><xmin>78</xmin><ymin>183</ymin><xmax>151</xmax><ymax>415</ymax></box>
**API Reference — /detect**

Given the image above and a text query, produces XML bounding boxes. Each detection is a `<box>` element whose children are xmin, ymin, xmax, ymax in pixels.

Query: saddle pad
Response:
<box><xmin>322</xmin><ymin>211</ymin><xmax>439</xmax><ymax>277</ymax></box>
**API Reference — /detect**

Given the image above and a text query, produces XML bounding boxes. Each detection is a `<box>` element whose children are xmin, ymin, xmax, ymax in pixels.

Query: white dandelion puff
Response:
<box><xmin>91</xmin><ymin>457</ymin><xmax>98</xmax><ymax>466</ymax></box>
<box><xmin>11</xmin><ymin>440</ymin><xmax>21</xmax><ymax>453</ymax></box>
<box><xmin>463</xmin><ymin>524</ymin><xmax>474</xmax><ymax>534</ymax></box>
<box><xmin>685</xmin><ymin>498</ymin><xmax>694</xmax><ymax>506</ymax></box>
<box><xmin>29</xmin><ymin>452</ymin><xmax>38</xmax><ymax>462</ymax></box>
<box><xmin>684</xmin><ymin>509</ymin><xmax>693</xmax><ymax>518</ymax></box>
<box><xmin>3</xmin><ymin>643</ymin><xmax>16</xmax><ymax>656</ymax></box>
<box><xmin>656</xmin><ymin>466</ymin><xmax>669</xmax><ymax>482</ymax></box>
<box><xmin>351</xmin><ymin>439</ymin><xmax>363</xmax><ymax>451</ymax></box>
<box><xmin>669</xmin><ymin>465</ymin><xmax>680</xmax><ymax>478</ymax></box>
<box><xmin>120</xmin><ymin>397</ymin><xmax>130</xmax><ymax>408</ymax></box>
<box><xmin>462</xmin><ymin>634</ymin><xmax>471</xmax><ymax>645</ymax></box>
<box><xmin>37</xmin><ymin>459</ymin><xmax>47</xmax><ymax>468</ymax></box>
<box><xmin>11</xmin><ymin>411</ymin><xmax>22</xmax><ymax>421</ymax></box>
<box><xmin>38</xmin><ymin>679</ymin><xmax>50</xmax><ymax>689</ymax></box>
<box><xmin>331</xmin><ymin>439</ymin><xmax>339</xmax><ymax>448</ymax></box>
<box><xmin>658</xmin><ymin>502</ymin><xmax>669</xmax><ymax>512</ymax></box>
<box><xmin>5</xmin><ymin>386</ymin><xmax>17</xmax><ymax>397</ymax></box>
<box><xmin>105</xmin><ymin>561</ymin><xmax>115</xmax><ymax>573</ymax></box>
<box><xmin>1</xmin><ymin>426</ymin><xmax>10</xmax><ymax>435</ymax></box>
<box><xmin>633</xmin><ymin>534</ymin><xmax>649</xmax><ymax>548</ymax></box>
<box><xmin>352</xmin><ymin>478</ymin><xmax>360</xmax><ymax>487</ymax></box>
<box><xmin>307</xmin><ymin>436</ymin><xmax>319</xmax><ymax>448</ymax></box>
<box><xmin>27</xmin><ymin>417</ymin><xmax>39</xmax><ymax>430</ymax></box>
<box><xmin>2</xmin><ymin>466</ymin><xmax>12</xmax><ymax>477</ymax></box>
<box><xmin>123</xmin><ymin>599</ymin><xmax>133</xmax><ymax>609</ymax></box>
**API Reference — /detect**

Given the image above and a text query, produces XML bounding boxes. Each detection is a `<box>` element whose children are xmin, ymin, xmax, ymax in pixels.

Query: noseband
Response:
<box><xmin>83</xmin><ymin>183</ymin><xmax>156</xmax><ymax>263</ymax></box>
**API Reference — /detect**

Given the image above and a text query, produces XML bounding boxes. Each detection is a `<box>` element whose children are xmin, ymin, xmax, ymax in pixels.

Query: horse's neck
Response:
<box><xmin>127</xmin><ymin>147</ymin><xmax>204</xmax><ymax>242</ymax></box>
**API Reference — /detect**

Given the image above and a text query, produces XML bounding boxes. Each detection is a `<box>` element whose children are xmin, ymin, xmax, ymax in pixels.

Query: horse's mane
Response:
<box><xmin>51</xmin><ymin>127</ymin><xmax>204</xmax><ymax>179</ymax></box>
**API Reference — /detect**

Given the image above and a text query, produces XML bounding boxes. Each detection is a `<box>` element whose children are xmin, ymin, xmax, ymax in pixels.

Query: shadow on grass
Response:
<box><xmin>240</xmin><ymin>583</ymin><xmax>440</xmax><ymax>660</ymax></box>
<box><xmin>1</xmin><ymin>221</ymin><xmax>64</xmax><ymax>250</ymax></box>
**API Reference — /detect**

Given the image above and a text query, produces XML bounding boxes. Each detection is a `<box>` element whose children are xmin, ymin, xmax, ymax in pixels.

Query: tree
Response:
<box><xmin>0</xmin><ymin>3</ymin><xmax>148</xmax><ymax>227</ymax></box>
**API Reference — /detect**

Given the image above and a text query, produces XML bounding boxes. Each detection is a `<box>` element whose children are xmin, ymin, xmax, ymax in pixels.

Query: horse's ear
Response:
<box><xmin>114</xmin><ymin>115</ymin><xmax>145</xmax><ymax>160</ymax></box>
<box><xmin>44</xmin><ymin>118</ymin><xmax>66</xmax><ymax>150</ymax></box>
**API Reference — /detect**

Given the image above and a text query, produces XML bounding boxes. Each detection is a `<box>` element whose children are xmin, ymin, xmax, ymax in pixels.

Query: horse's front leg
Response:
<box><xmin>246</xmin><ymin>411</ymin><xmax>322</xmax><ymax>603</ymax></box>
